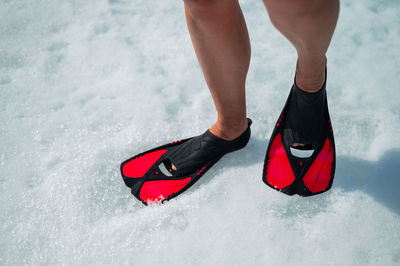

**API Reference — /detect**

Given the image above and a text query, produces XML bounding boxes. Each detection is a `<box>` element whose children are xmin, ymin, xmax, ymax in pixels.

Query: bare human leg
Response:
<box><xmin>168</xmin><ymin>1</ymin><xmax>251</xmax><ymax>172</ymax></box>
<box><xmin>263</xmin><ymin>0</ymin><xmax>339</xmax><ymax>92</ymax></box>
<box><xmin>263</xmin><ymin>0</ymin><xmax>339</xmax><ymax>146</ymax></box>
<box><xmin>184</xmin><ymin>0</ymin><xmax>250</xmax><ymax>141</ymax></box>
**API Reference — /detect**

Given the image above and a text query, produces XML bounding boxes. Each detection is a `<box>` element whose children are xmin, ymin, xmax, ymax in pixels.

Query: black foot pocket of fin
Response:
<box><xmin>121</xmin><ymin>118</ymin><xmax>252</xmax><ymax>205</ymax></box>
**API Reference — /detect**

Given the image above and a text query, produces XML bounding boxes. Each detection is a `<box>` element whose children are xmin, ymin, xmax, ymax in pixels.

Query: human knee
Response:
<box><xmin>184</xmin><ymin>0</ymin><xmax>238</xmax><ymax>21</ymax></box>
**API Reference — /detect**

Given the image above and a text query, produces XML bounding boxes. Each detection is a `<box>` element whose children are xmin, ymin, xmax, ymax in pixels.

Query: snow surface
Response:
<box><xmin>1</xmin><ymin>0</ymin><xmax>400</xmax><ymax>265</ymax></box>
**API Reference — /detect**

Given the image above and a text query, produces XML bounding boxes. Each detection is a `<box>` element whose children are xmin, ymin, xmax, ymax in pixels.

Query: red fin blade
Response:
<box><xmin>266</xmin><ymin>134</ymin><xmax>295</xmax><ymax>189</ymax></box>
<box><xmin>122</xmin><ymin>149</ymin><xmax>167</xmax><ymax>178</ymax></box>
<box><xmin>140</xmin><ymin>177</ymin><xmax>192</xmax><ymax>203</ymax></box>
<box><xmin>303</xmin><ymin>138</ymin><xmax>334</xmax><ymax>193</ymax></box>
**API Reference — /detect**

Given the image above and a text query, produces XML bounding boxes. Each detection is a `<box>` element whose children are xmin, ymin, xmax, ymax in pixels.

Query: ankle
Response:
<box><xmin>210</xmin><ymin>118</ymin><xmax>248</xmax><ymax>140</ymax></box>
<box><xmin>295</xmin><ymin>57</ymin><xmax>326</xmax><ymax>93</ymax></box>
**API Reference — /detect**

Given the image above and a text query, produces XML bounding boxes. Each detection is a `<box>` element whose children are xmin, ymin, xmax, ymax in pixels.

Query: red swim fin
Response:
<box><xmin>121</xmin><ymin>119</ymin><xmax>252</xmax><ymax>205</ymax></box>
<box><xmin>263</xmin><ymin>74</ymin><xmax>336</xmax><ymax>196</ymax></box>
